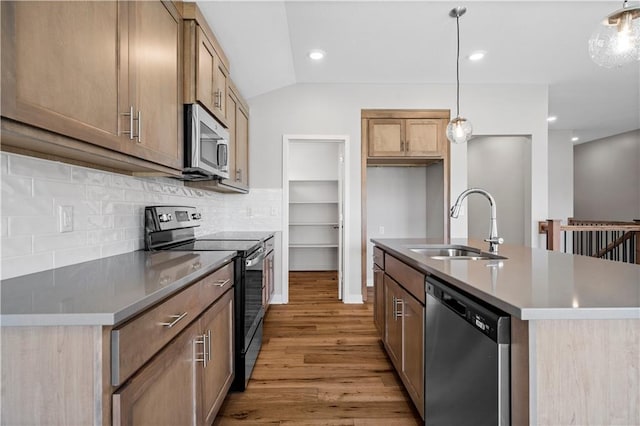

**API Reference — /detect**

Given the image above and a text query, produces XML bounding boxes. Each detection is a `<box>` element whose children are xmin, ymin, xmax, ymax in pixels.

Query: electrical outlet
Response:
<box><xmin>246</xmin><ymin>207</ymin><xmax>253</xmax><ymax>217</ymax></box>
<box><xmin>270</xmin><ymin>207</ymin><xmax>277</xmax><ymax>216</ymax></box>
<box><xmin>58</xmin><ymin>205</ymin><xmax>73</xmax><ymax>233</ymax></box>
<box><xmin>379</xmin><ymin>226</ymin><xmax>385</xmax><ymax>235</ymax></box>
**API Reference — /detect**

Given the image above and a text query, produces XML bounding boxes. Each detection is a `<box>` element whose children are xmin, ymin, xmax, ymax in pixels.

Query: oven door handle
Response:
<box><xmin>245</xmin><ymin>248</ymin><xmax>265</xmax><ymax>267</ymax></box>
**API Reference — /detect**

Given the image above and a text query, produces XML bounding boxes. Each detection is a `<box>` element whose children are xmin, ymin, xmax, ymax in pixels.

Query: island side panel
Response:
<box><xmin>533</xmin><ymin>319</ymin><xmax>640</xmax><ymax>425</ymax></box>
<box><xmin>511</xmin><ymin>316</ymin><xmax>530</xmax><ymax>426</ymax></box>
<box><xmin>1</xmin><ymin>325</ymin><xmax>105</xmax><ymax>425</ymax></box>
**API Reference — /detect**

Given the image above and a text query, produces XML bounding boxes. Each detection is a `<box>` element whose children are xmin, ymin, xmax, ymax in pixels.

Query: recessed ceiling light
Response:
<box><xmin>468</xmin><ymin>51</ymin><xmax>486</xmax><ymax>61</ymax></box>
<box><xmin>571</xmin><ymin>136</ymin><xmax>580</xmax><ymax>142</ymax></box>
<box><xmin>547</xmin><ymin>116</ymin><xmax>557</xmax><ymax>122</ymax></box>
<box><xmin>308</xmin><ymin>50</ymin><xmax>325</xmax><ymax>60</ymax></box>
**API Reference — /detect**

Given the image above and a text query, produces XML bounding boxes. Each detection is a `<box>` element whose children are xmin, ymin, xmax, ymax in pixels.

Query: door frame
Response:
<box><xmin>281</xmin><ymin>134</ymin><xmax>350</xmax><ymax>304</ymax></box>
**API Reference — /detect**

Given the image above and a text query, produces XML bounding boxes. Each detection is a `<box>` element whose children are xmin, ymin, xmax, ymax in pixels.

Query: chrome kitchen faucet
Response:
<box><xmin>450</xmin><ymin>188</ymin><xmax>504</xmax><ymax>254</ymax></box>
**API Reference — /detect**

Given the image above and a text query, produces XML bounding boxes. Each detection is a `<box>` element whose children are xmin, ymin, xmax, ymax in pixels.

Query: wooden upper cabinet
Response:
<box><xmin>1</xmin><ymin>1</ymin><xmax>122</xmax><ymax>152</ymax></box>
<box><xmin>121</xmin><ymin>0</ymin><xmax>183</xmax><ymax>170</ymax></box>
<box><xmin>405</xmin><ymin>119</ymin><xmax>443</xmax><ymax>157</ymax></box>
<box><xmin>226</xmin><ymin>91</ymin><xmax>238</xmax><ymax>180</ymax></box>
<box><xmin>236</xmin><ymin>105</ymin><xmax>249</xmax><ymax>187</ymax></box>
<box><xmin>368</xmin><ymin>117</ymin><xmax>444</xmax><ymax>159</ymax></box>
<box><xmin>369</xmin><ymin>119</ymin><xmax>404</xmax><ymax>157</ymax></box>
<box><xmin>1</xmin><ymin>0</ymin><xmax>183</xmax><ymax>173</ymax></box>
<box><xmin>183</xmin><ymin>8</ymin><xmax>229</xmax><ymax>126</ymax></box>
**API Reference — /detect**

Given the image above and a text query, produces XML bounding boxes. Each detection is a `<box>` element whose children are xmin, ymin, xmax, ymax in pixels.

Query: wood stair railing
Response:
<box><xmin>539</xmin><ymin>218</ymin><xmax>640</xmax><ymax>264</ymax></box>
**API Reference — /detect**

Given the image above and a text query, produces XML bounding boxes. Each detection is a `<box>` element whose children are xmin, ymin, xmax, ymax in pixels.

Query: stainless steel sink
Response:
<box><xmin>408</xmin><ymin>245</ymin><xmax>507</xmax><ymax>260</ymax></box>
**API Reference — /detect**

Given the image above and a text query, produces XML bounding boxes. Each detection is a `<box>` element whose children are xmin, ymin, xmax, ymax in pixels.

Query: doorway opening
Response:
<box><xmin>282</xmin><ymin>135</ymin><xmax>349</xmax><ymax>303</ymax></box>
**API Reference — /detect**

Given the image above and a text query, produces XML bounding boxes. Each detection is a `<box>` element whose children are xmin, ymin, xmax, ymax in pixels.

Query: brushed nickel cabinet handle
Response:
<box><xmin>194</xmin><ymin>332</ymin><xmax>208</xmax><ymax>368</ymax></box>
<box><xmin>392</xmin><ymin>296</ymin><xmax>397</xmax><ymax>318</ymax></box>
<box><xmin>122</xmin><ymin>106</ymin><xmax>134</xmax><ymax>140</ymax></box>
<box><xmin>395</xmin><ymin>299</ymin><xmax>404</xmax><ymax>319</ymax></box>
<box><xmin>159</xmin><ymin>312</ymin><xmax>187</xmax><ymax>328</ymax></box>
<box><xmin>137</xmin><ymin>110</ymin><xmax>142</xmax><ymax>144</ymax></box>
<box><xmin>209</xmin><ymin>278</ymin><xmax>231</xmax><ymax>288</ymax></box>
<box><xmin>207</xmin><ymin>329</ymin><xmax>212</xmax><ymax>362</ymax></box>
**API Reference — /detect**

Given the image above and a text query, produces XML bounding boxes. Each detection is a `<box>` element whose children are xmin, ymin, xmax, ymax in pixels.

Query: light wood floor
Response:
<box><xmin>216</xmin><ymin>271</ymin><xmax>422</xmax><ymax>425</ymax></box>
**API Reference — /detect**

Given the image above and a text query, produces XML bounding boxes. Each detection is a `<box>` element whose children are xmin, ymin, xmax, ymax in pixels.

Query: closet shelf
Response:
<box><xmin>289</xmin><ymin>222</ymin><xmax>339</xmax><ymax>226</ymax></box>
<box><xmin>289</xmin><ymin>244</ymin><xmax>339</xmax><ymax>248</ymax></box>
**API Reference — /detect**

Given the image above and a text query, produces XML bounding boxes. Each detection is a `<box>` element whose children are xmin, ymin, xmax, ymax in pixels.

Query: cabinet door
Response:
<box><xmin>124</xmin><ymin>0</ymin><xmax>182</xmax><ymax>170</ymax></box>
<box><xmin>199</xmin><ymin>289</ymin><xmax>234</xmax><ymax>425</ymax></box>
<box><xmin>373</xmin><ymin>265</ymin><xmax>385</xmax><ymax>334</ymax></box>
<box><xmin>368</xmin><ymin>119</ymin><xmax>405</xmax><ymax>157</ymax></box>
<box><xmin>401</xmin><ymin>290</ymin><xmax>425</xmax><ymax>418</ymax></box>
<box><xmin>196</xmin><ymin>26</ymin><xmax>215</xmax><ymax>114</ymax></box>
<box><xmin>113</xmin><ymin>320</ymin><xmax>198</xmax><ymax>426</ymax></box>
<box><xmin>1</xmin><ymin>1</ymin><xmax>122</xmax><ymax>152</ymax></box>
<box><xmin>226</xmin><ymin>90</ymin><xmax>238</xmax><ymax>182</ymax></box>
<box><xmin>383</xmin><ymin>275</ymin><xmax>403</xmax><ymax>370</ymax></box>
<box><xmin>405</xmin><ymin>118</ymin><xmax>443</xmax><ymax>157</ymax></box>
<box><xmin>235</xmin><ymin>106</ymin><xmax>249</xmax><ymax>186</ymax></box>
<box><xmin>213</xmin><ymin>58</ymin><xmax>228</xmax><ymax>119</ymax></box>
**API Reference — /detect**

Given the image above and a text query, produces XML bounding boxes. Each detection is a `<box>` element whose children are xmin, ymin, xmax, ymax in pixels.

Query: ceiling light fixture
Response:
<box><xmin>547</xmin><ymin>116</ymin><xmax>558</xmax><ymax>122</ymax></box>
<box><xmin>468</xmin><ymin>51</ymin><xmax>486</xmax><ymax>61</ymax></box>
<box><xmin>589</xmin><ymin>0</ymin><xmax>640</xmax><ymax>68</ymax></box>
<box><xmin>308</xmin><ymin>50</ymin><xmax>325</xmax><ymax>61</ymax></box>
<box><xmin>572</xmin><ymin>136</ymin><xmax>580</xmax><ymax>142</ymax></box>
<box><xmin>446</xmin><ymin>6</ymin><xmax>473</xmax><ymax>145</ymax></box>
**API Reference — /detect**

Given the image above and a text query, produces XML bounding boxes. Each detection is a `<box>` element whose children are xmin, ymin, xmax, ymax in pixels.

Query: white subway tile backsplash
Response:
<box><xmin>54</xmin><ymin>246</ymin><xmax>102</xmax><ymax>268</ymax></box>
<box><xmin>9</xmin><ymin>216</ymin><xmax>57</xmax><ymax>236</ymax></box>
<box><xmin>1</xmin><ymin>153</ymin><xmax>285</xmax><ymax>280</ymax></box>
<box><xmin>101</xmin><ymin>240</ymin><xmax>135</xmax><ymax>258</ymax></box>
<box><xmin>1</xmin><ymin>236</ymin><xmax>32</xmax><ymax>257</ymax></box>
<box><xmin>9</xmin><ymin>154</ymin><xmax>71</xmax><ymax>180</ymax></box>
<box><xmin>86</xmin><ymin>185</ymin><xmax>124</xmax><ymax>201</ymax></box>
<box><xmin>34</xmin><ymin>180</ymin><xmax>84</xmax><ymax>198</ymax></box>
<box><xmin>2</xmin><ymin>195</ymin><xmax>53</xmax><ymax>217</ymax></box>
<box><xmin>2</xmin><ymin>175</ymin><xmax>33</xmax><ymax>197</ymax></box>
<box><xmin>2</xmin><ymin>252</ymin><xmax>53</xmax><ymax>279</ymax></box>
<box><xmin>33</xmin><ymin>232</ymin><xmax>86</xmax><ymax>253</ymax></box>
<box><xmin>71</xmin><ymin>168</ymin><xmax>110</xmax><ymax>185</ymax></box>
<box><xmin>87</xmin><ymin>229</ymin><xmax>125</xmax><ymax>246</ymax></box>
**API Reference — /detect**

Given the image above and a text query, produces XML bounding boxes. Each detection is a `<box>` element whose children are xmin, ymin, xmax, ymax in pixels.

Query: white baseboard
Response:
<box><xmin>269</xmin><ymin>294</ymin><xmax>286</xmax><ymax>304</ymax></box>
<box><xmin>342</xmin><ymin>293</ymin><xmax>364</xmax><ymax>304</ymax></box>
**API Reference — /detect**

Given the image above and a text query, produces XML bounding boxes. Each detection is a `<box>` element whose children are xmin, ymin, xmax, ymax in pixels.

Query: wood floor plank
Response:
<box><xmin>215</xmin><ymin>271</ymin><xmax>422</xmax><ymax>425</ymax></box>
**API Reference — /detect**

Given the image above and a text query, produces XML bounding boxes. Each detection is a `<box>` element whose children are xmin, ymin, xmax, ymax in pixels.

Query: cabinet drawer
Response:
<box><xmin>112</xmin><ymin>261</ymin><xmax>234</xmax><ymax>386</ymax></box>
<box><xmin>384</xmin><ymin>254</ymin><xmax>425</xmax><ymax>304</ymax></box>
<box><xmin>199</xmin><ymin>261</ymin><xmax>234</xmax><ymax>308</ymax></box>
<box><xmin>373</xmin><ymin>247</ymin><xmax>385</xmax><ymax>268</ymax></box>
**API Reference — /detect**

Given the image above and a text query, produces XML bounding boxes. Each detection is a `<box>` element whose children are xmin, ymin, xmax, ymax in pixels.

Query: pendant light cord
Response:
<box><xmin>455</xmin><ymin>13</ymin><xmax>461</xmax><ymax>118</ymax></box>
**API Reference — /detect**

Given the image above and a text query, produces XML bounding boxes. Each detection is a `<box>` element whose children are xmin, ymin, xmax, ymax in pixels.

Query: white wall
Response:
<box><xmin>548</xmin><ymin>130</ymin><xmax>574</xmax><ymax>221</ymax></box>
<box><xmin>1</xmin><ymin>152</ymin><xmax>283</xmax><ymax>280</ymax></box>
<box><xmin>467</xmin><ymin>136</ymin><xmax>530</xmax><ymax>246</ymax></box>
<box><xmin>574</xmin><ymin>129</ymin><xmax>640</xmax><ymax>221</ymax></box>
<box><xmin>249</xmin><ymin>82</ymin><xmax>549</xmax><ymax>301</ymax></box>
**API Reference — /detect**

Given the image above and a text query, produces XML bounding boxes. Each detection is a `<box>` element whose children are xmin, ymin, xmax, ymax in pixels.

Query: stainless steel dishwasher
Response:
<box><xmin>424</xmin><ymin>275</ymin><xmax>510</xmax><ymax>425</ymax></box>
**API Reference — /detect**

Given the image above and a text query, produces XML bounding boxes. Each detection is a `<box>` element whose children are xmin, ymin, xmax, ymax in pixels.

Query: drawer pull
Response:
<box><xmin>210</xmin><ymin>278</ymin><xmax>231</xmax><ymax>288</ymax></box>
<box><xmin>194</xmin><ymin>332</ymin><xmax>208</xmax><ymax>368</ymax></box>
<box><xmin>159</xmin><ymin>312</ymin><xmax>188</xmax><ymax>328</ymax></box>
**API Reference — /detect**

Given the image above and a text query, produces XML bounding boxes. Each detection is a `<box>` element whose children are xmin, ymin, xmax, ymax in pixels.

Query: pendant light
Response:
<box><xmin>589</xmin><ymin>0</ymin><xmax>640</xmax><ymax>68</ymax></box>
<box><xmin>446</xmin><ymin>6</ymin><xmax>473</xmax><ymax>145</ymax></box>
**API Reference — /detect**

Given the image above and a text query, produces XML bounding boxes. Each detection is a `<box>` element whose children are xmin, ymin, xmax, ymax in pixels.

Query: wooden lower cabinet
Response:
<box><xmin>199</xmin><ymin>289</ymin><xmax>234</xmax><ymax>425</ymax></box>
<box><xmin>113</xmin><ymin>320</ymin><xmax>199</xmax><ymax>426</ymax></box>
<box><xmin>114</xmin><ymin>288</ymin><xmax>235</xmax><ymax>426</ymax></box>
<box><xmin>382</xmin><ymin>273</ymin><xmax>425</xmax><ymax>419</ymax></box>
<box><xmin>373</xmin><ymin>265</ymin><xmax>384</xmax><ymax>333</ymax></box>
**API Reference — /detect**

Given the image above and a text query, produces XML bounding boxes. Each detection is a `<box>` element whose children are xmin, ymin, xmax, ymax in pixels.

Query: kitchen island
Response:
<box><xmin>372</xmin><ymin>238</ymin><xmax>640</xmax><ymax>425</ymax></box>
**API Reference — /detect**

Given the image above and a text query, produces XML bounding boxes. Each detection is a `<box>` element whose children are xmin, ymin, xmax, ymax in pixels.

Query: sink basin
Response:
<box><xmin>408</xmin><ymin>245</ymin><xmax>506</xmax><ymax>260</ymax></box>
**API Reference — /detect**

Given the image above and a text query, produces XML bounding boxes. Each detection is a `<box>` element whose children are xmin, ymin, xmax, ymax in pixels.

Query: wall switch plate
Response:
<box><xmin>59</xmin><ymin>205</ymin><xmax>73</xmax><ymax>233</ymax></box>
<box><xmin>378</xmin><ymin>226</ymin><xmax>385</xmax><ymax>235</ymax></box>
<box><xmin>270</xmin><ymin>207</ymin><xmax>277</xmax><ymax>216</ymax></box>
<box><xmin>246</xmin><ymin>207</ymin><xmax>253</xmax><ymax>217</ymax></box>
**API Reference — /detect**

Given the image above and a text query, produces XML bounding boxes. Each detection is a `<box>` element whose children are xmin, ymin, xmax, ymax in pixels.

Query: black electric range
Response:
<box><xmin>144</xmin><ymin>205</ymin><xmax>265</xmax><ymax>391</ymax></box>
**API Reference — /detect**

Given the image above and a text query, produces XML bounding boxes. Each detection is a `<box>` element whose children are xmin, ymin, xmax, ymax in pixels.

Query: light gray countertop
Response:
<box><xmin>372</xmin><ymin>238</ymin><xmax>640</xmax><ymax>320</ymax></box>
<box><xmin>0</xmin><ymin>250</ymin><xmax>236</xmax><ymax>327</ymax></box>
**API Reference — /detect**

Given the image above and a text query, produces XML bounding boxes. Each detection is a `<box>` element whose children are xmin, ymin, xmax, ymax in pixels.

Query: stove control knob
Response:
<box><xmin>191</xmin><ymin>212</ymin><xmax>202</xmax><ymax>220</ymax></box>
<box><xmin>158</xmin><ymin>213</ymin><xmax>173</xmax><ymax>223</ymax></box>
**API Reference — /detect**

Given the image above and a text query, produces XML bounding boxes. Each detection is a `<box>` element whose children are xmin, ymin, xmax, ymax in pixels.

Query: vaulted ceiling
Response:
<box><xmin>199</xmin><ymin>1</ymin><xmax>640</xmax><ymax>143</ymax></box>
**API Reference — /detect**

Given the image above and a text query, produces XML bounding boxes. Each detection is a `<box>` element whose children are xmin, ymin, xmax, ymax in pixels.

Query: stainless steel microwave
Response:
<box><xmin>183</xmin><ymin>104</ymin><xmax>230</xmax><ymax>180</ymax></box>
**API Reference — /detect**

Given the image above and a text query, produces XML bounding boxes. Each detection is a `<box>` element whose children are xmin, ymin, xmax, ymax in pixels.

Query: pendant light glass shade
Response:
<box><xmin>589</xmin><ymin>1</ymin><xmax>640</xmax><ymax>68</ymax></box>
<box><xmin>447</xmin><ymin>6</ymin><xmax>473</xmax><ymax>144</ymax></box>
<box><xmin>446</xmin><ymin>116</ymin><xmax>473</xmax><ymax>144</ymax></box>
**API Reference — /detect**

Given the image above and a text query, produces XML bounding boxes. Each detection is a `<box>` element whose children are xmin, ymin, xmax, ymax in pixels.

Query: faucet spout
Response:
<box><xmin>450</xmin><ymin>188</ymin><xmax>504</xmax><ymax>254</ymax></box>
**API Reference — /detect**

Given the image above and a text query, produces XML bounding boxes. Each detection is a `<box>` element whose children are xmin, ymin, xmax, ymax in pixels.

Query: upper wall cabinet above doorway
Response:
<box><xmin>363</xmin><ymin>110</ymin><xmax>450</xmax><ymax>165</ymax></box>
